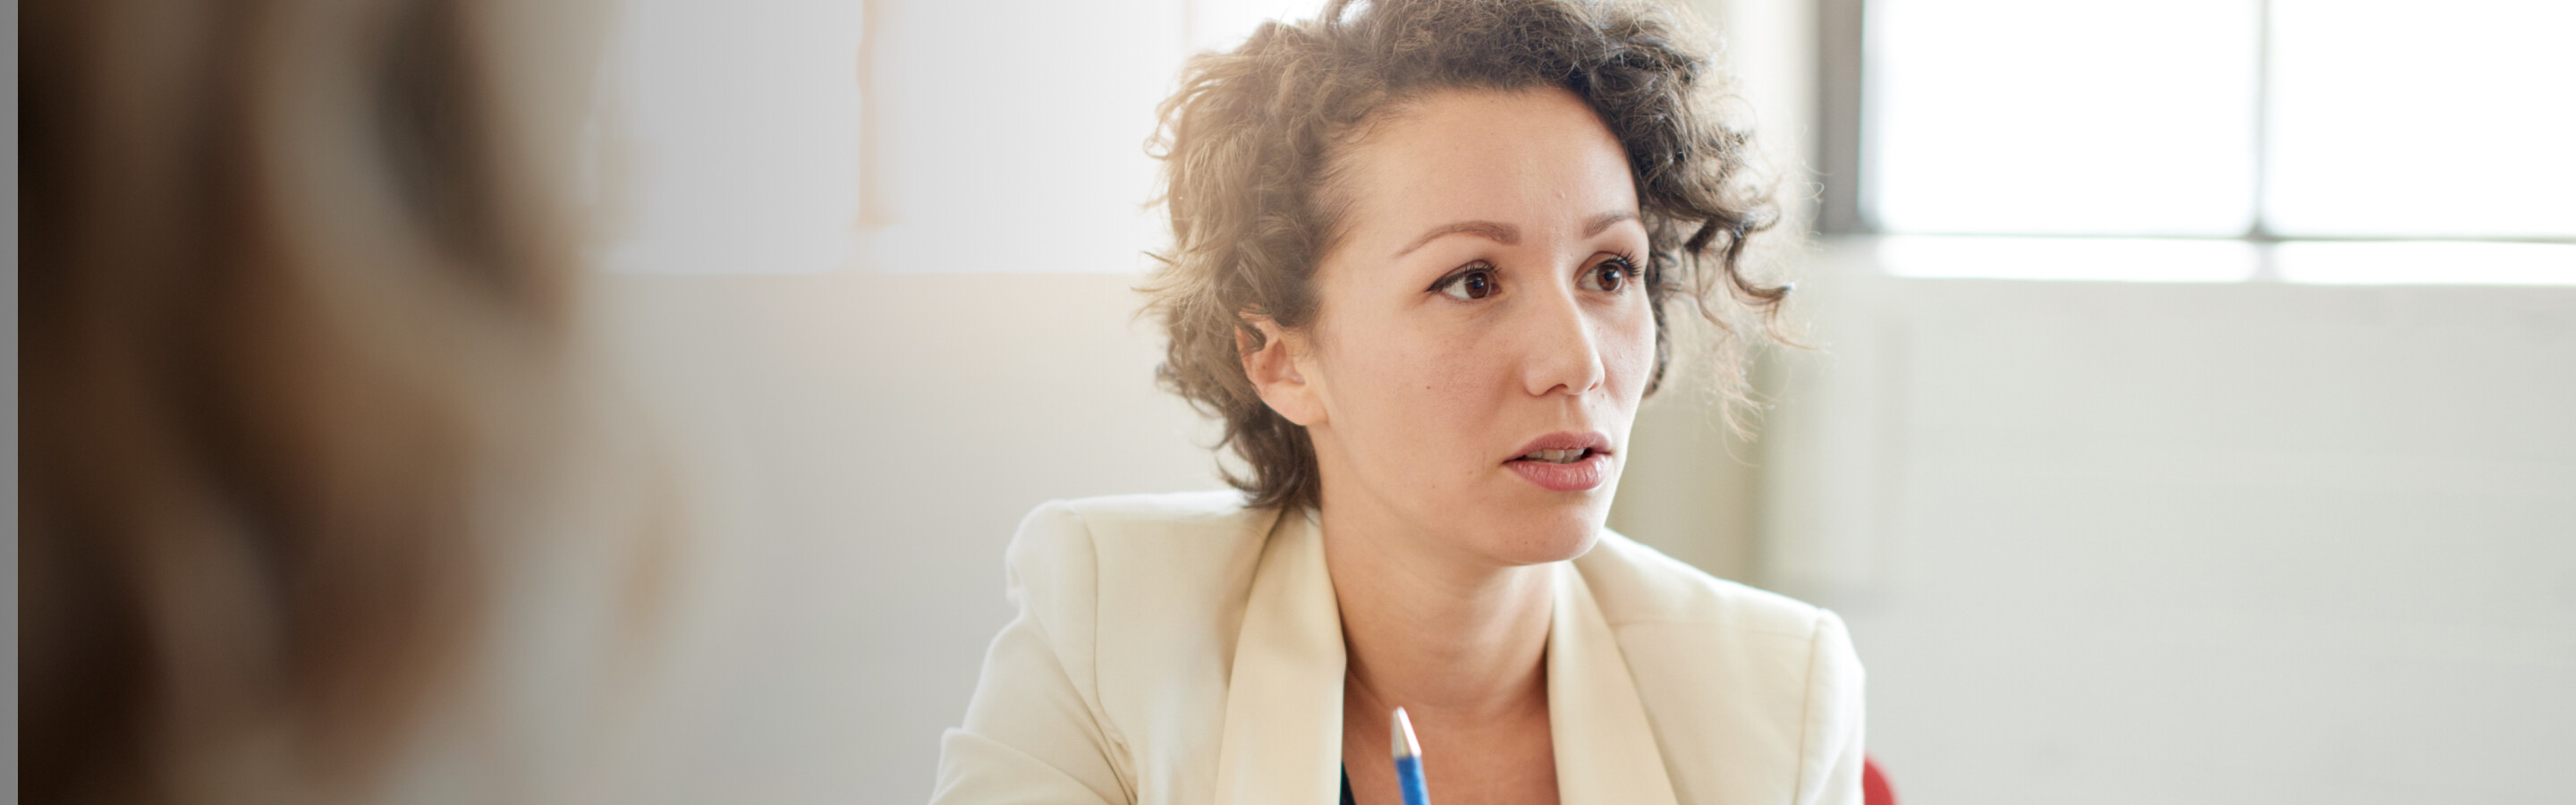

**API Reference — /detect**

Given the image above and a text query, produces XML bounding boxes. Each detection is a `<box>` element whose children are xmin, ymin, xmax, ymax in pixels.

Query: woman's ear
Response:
<box><xmin>1238</xmin><ymin>318</ymin><xmax>1326</xmax><ymax>427</ymax></box>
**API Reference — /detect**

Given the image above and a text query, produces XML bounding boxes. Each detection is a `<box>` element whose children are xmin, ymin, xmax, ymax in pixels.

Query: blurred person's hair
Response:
<box><xmin>1142</xmin><ymin>0</ymin><xmax>1788</xmax><ymax>512</ymax></box>
<box><xmin>21</xmin><ymin>1</ymin><xmax>651</xmax><ymax>802</ymax></box>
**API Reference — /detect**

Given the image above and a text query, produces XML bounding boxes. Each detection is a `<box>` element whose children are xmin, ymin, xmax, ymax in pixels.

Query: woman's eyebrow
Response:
<box><xmin>1391</xmin><ymin>211</ymin><xmax>1640</xmax><ymax>258</ymax></box>
<box><xmin>1584</xmin><ymin>210</ymin><xmax>1640</xmax><ymax>237</ymax></box>
<box><xmin>1394</xmin><ymin>220</ymin><xmax>1519</xmax><ymax>257</ymax></box>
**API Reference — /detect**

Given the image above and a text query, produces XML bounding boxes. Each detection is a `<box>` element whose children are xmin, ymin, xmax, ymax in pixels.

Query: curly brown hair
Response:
<box><xmin>1143</xmin><ymin>0</ymin><xmax>1786</xmax><ymax>512</ymax></box>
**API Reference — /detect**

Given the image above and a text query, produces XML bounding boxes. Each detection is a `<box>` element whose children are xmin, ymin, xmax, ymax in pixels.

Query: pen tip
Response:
<box><xmin>1390</xmin><ymin>707</ymin><xmax>1421</xmax><ymax>760</ymax></box>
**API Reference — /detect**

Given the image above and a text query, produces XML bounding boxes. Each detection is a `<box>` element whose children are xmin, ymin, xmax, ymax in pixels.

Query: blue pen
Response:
<box><xmin>1391</xmin><ymin>707</ymin><xmax>1432</xmax><ymax>805</ymax></box>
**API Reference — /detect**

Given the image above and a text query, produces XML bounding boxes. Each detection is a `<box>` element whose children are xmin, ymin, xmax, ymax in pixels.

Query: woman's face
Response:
<box><xmin>1252</xmin><ymin>87</ymin><xmax>1657</xmax><ymax>566</ymax></box>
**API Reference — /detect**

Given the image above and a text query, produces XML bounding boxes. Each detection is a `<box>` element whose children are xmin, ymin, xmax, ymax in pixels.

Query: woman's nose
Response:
<box><xmin>1518</xmin><ymin>281</ymin><xmax>1607</xmax><ymax>398</ymax></box>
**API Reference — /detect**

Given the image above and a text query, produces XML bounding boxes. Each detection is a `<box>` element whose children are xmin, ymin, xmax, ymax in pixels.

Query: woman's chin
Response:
<box><xmin>1495</xmin><ymin>476</ymin><xmax>1623</xmax><ymax>557</ymax></box>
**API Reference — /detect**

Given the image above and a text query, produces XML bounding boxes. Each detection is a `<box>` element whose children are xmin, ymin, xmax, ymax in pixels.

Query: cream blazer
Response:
<box><xmin>931</xmin><ymin>492</ymin><xmax>1865</xmax><ymax>805</ymax></box>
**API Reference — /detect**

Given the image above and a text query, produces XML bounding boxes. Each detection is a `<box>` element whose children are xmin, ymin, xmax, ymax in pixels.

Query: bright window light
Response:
<box><xmin>1868</xmin><ymin>0</ymin><xmax>2260</xmax><ymax>236</ymax></box>
<box><xmin>596</xmin><ymin>0</ymin><xmax>862</xmax><ymax>274</ymax></box>
<box><xmin>1861</xmin><ymin>0</ymin><xmax>2573</xmax><ymax>285</ymax></box>
<box><xmin>2265</xmin><ymin>0</ymin><xmax>2576</xmax><ymax>239</ymax></box>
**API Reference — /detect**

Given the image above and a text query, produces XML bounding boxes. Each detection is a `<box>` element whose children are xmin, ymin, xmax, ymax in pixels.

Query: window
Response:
<box><xmin>1825</xmin><ymin>0</ymin><xmax>2576</xmax><ymax>283</ymax></box>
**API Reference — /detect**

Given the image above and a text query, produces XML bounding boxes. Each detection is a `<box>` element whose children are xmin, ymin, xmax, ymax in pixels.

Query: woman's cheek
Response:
<box><xmin>1603</xmin><ymin>309</ymin><xmax>1657</xmax><ymax>399</ymax></box>
<box><xmin>1389</xmin><ymin>325</ymin><xmax>1492</xmax><ymax>404</ymax></box>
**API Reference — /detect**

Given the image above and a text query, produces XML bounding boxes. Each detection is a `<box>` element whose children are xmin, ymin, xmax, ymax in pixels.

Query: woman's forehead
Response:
<box><xmin>1332</xmin><ymin>87</ymin><xmax>1641</xmax><ymax>250</ymax></box>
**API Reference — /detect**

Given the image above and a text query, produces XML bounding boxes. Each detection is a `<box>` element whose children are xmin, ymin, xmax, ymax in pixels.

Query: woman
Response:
<box><xmin>933</xmin><ymin>1</ymin><xmax>1861</xmax><ymax>803</ymax></box>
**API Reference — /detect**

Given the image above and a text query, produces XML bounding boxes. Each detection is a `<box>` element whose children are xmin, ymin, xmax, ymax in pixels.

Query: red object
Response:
<box><xmin>1863</xmin><ymin>756</ymin><xmax>1897</xmax><ymax>805</ymax></box>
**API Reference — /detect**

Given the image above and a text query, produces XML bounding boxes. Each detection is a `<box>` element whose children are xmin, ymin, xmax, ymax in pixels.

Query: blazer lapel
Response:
<box><xmin>1547</xmin><ymin>562</ymin><xmax>1682</xmax><ymax>805</ymax></box>
<box><xmin>1212</xmin><ymin>510</ymin><xmax>1345</xmax><ymax>805</ymax></box>
<box><xmin>1208</xmin><ymin>520</ymin><xmax>1679</xmax><ymax>805</ymax></box>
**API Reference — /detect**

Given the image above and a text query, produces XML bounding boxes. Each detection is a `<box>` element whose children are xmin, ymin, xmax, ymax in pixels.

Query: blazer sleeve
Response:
<box><xmin>1797</xmin><ymin>609</ymin><xmax>1868</xmax><ymax>805</ymax></box>
<box><xmin>931</xmin><ymin>503</ymin><xmax>1131</xmax><ymax>805</ymax></box>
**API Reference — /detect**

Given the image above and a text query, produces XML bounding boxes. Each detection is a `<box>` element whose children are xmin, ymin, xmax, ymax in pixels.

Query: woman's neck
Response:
<box><xmin>1318</xmin><ymin>498</ymin><xmax>1555</xmax><ymax>718</ymax></box>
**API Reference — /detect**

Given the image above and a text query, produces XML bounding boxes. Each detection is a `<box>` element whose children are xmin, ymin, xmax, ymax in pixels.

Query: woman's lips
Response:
<box><xmin>1505</xmin><ymin>450</ymin><xmax>1610</xmax><ymax>492</ymax></box>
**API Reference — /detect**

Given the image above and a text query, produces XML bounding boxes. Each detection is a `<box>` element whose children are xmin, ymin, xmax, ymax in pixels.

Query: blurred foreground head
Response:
<box><xmin>23</xmin><ymin>1</ymin><xmax>661</xmax><ymax>803</ymax></box>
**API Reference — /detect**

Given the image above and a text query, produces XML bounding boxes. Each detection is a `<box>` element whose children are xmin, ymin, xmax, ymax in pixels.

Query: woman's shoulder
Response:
<box><xmin>997</xmin><ymin>492</ymin><xmax>1277</xmax><ymax>751</ymax></box>
<box><xmin>952</xmin><ymin>493</ymin><xmax>1274</xmax><ymax>803</ymax></box>
<box><xmin>1002</xmin><ymin>490</ymin><xmax>1279</xmax><ymax>639</ymax></box>
<box><xmin>1013</xmin><ymin>490</ymin><xmax>1275</xmax><ymax>547</ymax></box>
<box><xmin>1006</xmin><ymin>490</ymin><xmax>1277</xmax><ymax>582</ymax></box>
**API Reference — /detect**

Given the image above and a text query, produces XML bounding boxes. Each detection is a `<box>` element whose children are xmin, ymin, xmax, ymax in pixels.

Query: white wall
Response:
<box><xmin>596</xmin><ymin>272</ymin><xmax>1222</xmax><ymax>803</ymax></box>
<box><xmin>1764</xmin><ymin>240</ymin><xmax>2576</xmax><ymax>804</ymax></box>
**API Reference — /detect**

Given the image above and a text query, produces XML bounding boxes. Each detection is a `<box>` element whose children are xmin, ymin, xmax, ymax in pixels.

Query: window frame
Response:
<box><xmin>1813</xmin><ymin>0</ymin><xmax>2576</xmax><ymax>251</ymax></box>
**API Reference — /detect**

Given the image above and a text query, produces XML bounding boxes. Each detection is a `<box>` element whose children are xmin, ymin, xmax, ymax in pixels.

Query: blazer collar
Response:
<box><xmin>1212</xmin><ymin>508</ymin><xmax>1344</xmax><ymax>805</ymax></box>
<box><xmin>1545</xmin><ymin>559</ymin><xmax>1682</xmax><ymax>805</ymax></box>
<box><xmin>1213</xmin><ymin>513</ymin><xmax>1680</xmax><ymax>805</ymax></box>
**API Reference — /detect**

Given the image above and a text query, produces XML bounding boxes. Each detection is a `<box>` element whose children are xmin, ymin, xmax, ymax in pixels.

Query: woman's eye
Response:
<box><xmin>1436</xmin><ymin>267</ymin><xmax>1497</xmax><ymax>301</ymax></box>
<box><xmin>1581</xmin><ymin>258</ymin><xmax>1636</xmax><ymax>292</ymax></box>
